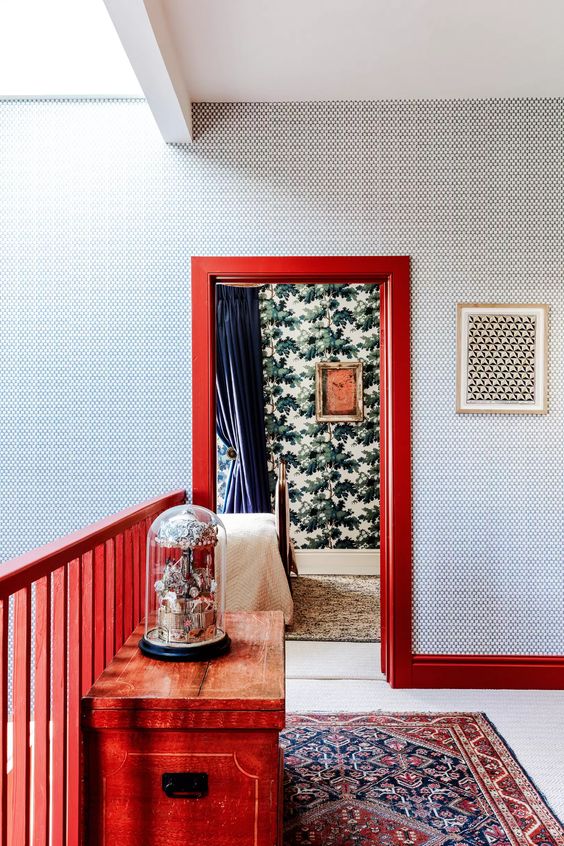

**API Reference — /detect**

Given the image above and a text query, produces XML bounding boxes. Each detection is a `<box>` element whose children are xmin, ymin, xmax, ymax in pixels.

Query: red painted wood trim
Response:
<box><xmin>0</xmin><ymin>491</ymin><xmax>188</xmax><ymax>846</ymax></box>
<box><xmin>114</xmin><ymin>534</ymin><xmax>124</xmax><ymax>654</ymax></box>
<box><xmin>140</xmin><ymin>518</ymin><xmax>150</xmax><ymax>629</ymax></box>
<box><xmin>0</xmin><ymin>600</ymin><xmax>7</xmax><ymax>846</ymax></box>
<box><xmin>384</xmin><ymin>262</ymin><xmax>413</xmax><ymax>688</ymax></box>
<box><xmin>191</xmin><ymin>256</ymin><xmax>413</xmax><ymax>688</ymax></box>
<box><xmin>132</xmin><ymin>524</ymin><xmax>141</xmax><ymax>629</ymax></box>
<box><xmin>11</xmin><ymin>587</ymin><xmax>31</xmax><ymax>846</ymax></box>
<box><xmin>192</xmin><ymin>261</ymin><xmax>216</xmax><ymax>509</ymax></box>
<box><xmin>80</xmin><ymin>551</ymin><xmax>94</xmax><ymax>697</ymax></box>
<box><xmin>379</xmin><ymin>286</ymin><xmax>388</xmax><ymax>677</ymax></box>
<box><xmin>123</xmin><ymin>528</ymin><xmax>134</xmax><ymax>640</ymax></box>
<box><xmin>67</xmin><ymin>558</ymin><xmax>82</xmax><ymax>846</ymax></box>
<box><xmin>51</xmin><ymin>565</ymin><xmax>68</xmax><ymax>846</ymax></box>
<box><xmin>93</xmin><ymin>544</ymin><xmax>106</xmax><ymax>683</ymax></box>
<box><xmin>104</xmin><ymin>539</ymin><xmax>115</xmax><ymax>668</ymax></box>
<box><xmin>83</xmin><ymin>709</ymin><xmax>286</xmax><ymax>731</ymax></box>
<box><xmin>0</xmin><ymin>489</ymin><xmax>186</xmax><ymax>599</ymax></box>
<box><xmin>412</xmin><ymin>654</ymin><xmax>564</xmax><ymax>689</ymax></box>
<box><xmin>33</xmin><ymin>575</ymin><xmax>51</xmax><ymax>846</ymax></box>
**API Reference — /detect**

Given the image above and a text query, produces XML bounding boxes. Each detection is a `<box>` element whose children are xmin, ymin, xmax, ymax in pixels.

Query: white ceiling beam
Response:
<box><xmin>103</xmin><ymin>0</ymin><xmax>192</xmax><ymax>143</ymax></box>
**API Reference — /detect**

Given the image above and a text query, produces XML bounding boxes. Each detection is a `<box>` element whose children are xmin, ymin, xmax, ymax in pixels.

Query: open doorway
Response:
<box><xmin>191</xmin><ymin>256</ymin><xmax>412</xmax><ymax>688</ymax></box>
<box><xmin>215</xmin><ymin>280</ymin><xmax>380</xmax><ymax>646</ymax></box>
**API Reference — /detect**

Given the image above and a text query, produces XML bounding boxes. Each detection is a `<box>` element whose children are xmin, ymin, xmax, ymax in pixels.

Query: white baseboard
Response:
<box><xmin>295</xmin><ymin>549</ymin><xmax>380</xmax><ymax>576</ymax></box>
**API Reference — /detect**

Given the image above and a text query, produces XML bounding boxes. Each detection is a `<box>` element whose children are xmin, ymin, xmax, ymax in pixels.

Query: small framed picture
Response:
<box><xmin>456</xmin><ymin>303</ymin><xmax>548</xmax><ymax>414</ymax></box>
<box><xmin>316</xmin><ymin>361</ymin><xmax>364</xmax><ymax>422</ymax></box>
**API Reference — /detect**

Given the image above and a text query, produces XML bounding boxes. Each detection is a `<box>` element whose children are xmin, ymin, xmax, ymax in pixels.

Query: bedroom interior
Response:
<box><xmin>1</xmin><ymin>0</ymin><xmax>563</xmax><ymax>843</ymax></box>
<box><xmin>215</xmin><ymin>279</ymin><xmax>380</xmax><ymax>644</ymax></box>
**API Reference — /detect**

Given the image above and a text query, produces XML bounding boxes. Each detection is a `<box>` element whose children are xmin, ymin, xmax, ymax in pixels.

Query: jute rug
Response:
<box><xmin>286</xmin><ymin>575</ymin><xmax>380</xmax><ymax>642</ymax></box>
<box><xmin>282</xmin><ymin>713</ymin><xmax>564</xmax><ymax>846</ymax></box>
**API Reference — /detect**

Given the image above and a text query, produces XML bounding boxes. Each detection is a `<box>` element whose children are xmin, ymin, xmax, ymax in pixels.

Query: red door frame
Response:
<box><xmin>191</xmin><ymin>256</ymin><xmax>413</xmax><ymax>688</ymax></box>
<box><xmin>191</xmin><ymin>256</ymin><xmax>564</xmax><ymax>690</ymax></box>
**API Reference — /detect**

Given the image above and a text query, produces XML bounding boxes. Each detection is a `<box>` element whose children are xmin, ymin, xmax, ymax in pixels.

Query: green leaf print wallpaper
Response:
<box><xmin>259</xmin><ymin>283</ymin><xmax>380</xmax><ymax>549</ymax></box>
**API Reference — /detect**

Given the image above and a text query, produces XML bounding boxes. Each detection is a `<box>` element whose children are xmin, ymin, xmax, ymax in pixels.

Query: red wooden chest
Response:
<box><xmin>81</xmin><ymin>611</ymin><xmax>285</xmax><ymax>846</ymax></box>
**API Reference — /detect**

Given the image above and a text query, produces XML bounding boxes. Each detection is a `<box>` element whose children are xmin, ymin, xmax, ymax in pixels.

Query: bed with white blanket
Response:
<box><xmin>221</xmin><ymin>512</ymin><xmax>294</xmax><ymax>625</ymax></box>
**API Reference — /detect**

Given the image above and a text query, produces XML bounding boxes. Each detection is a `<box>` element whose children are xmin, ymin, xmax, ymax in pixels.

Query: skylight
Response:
<box><xmin>0</xmin><ymin>0</ymin><xmax>143</xmax><ymax>97</ymax></box>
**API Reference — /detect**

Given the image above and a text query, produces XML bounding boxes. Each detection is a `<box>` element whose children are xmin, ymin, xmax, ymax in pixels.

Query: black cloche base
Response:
<box><xmin>138</xmin><ymin>632</ymin><xmax>231</xmax><ymax>662</ymax></box>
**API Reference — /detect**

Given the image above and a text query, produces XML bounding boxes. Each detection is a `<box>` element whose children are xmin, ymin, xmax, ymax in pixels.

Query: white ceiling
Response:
<box><xmin>155</xmin><ymin>0</ymin><xmax>564</xmax><ymax>102</ymax></box>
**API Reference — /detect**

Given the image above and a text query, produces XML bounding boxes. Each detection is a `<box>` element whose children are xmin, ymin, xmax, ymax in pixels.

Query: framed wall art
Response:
<box><xmin>316</xmin><ymin>361</ymin><xmax>364</xmax><ymax>422</ymax></box>
<box><xmin>456</xmin><ymin>303</ymin><xmax>548</xmax><ymax>414</ymax></box>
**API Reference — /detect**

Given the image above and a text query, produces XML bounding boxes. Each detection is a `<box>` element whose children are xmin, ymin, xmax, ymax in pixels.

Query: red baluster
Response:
<box><xmin>115</xmin><ymin>533</ymin><xmax>124</xmax><ymax>652</ymax></box>
<box><xmin>132</xmin><ymin>523</ymin><xmax>140</xmax><ymax>628</ymax></box>
<box><xmin>33</xmin><ymin>576</ymin><xmax>51</xmax><ymax>846</ymax></box>
<box><xmin>51</xmin><ymin>566</ymin><xmax>68</xmax><ymax>846</ymax></box>
<box><xmin>105</xmin><ymin>539</ymin><xmax>115</xmax><ymax>666</ymax></box>
<box><xmin>124</xmin><ymin>528</ymin><xmax>133</xmax><ymax>638</ymax></box>
<box><xmin>11</xmin><ymin>587</ymin><xmax>31</xmax><ymax>846</ymax></box>
<box><xmin>0</xmin><ymin>598</ymin><xmax>8</xmax><ymax>846</ymax></box>
<box><xmin>0</xmin><ymin>489</ymin><xmax>185</xmax><ymax>845</ymax></box>
<box><xmin>67</xmin><ymin>559</ymin><xmax>82</xmax><ymax>846</ymax></box>
<box><xmin>80</xmin><ymin>550</ymin><xmax>94</xmax><ymax>697</ymax></box>
<box><xmin>93</xmin><ymin>545</ymin><xmax>105</xmax><ymax>682</ymax></box>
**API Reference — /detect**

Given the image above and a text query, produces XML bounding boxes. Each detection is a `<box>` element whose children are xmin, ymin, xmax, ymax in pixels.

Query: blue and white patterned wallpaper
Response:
<box><xmin>0</xmin><ymin>100</ymin><xmax>194</xmax><ymax>564</ymax></box>
<box><xmin>1</xmin><ymin>98</ymin><xmax>563</xmax><ymax>655</ymax></box>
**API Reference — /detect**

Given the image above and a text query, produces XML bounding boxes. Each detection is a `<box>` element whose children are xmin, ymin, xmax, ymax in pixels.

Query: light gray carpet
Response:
<box><xmin>286</xmin><ymin>575</ymin><xmax>380</xmax><ymax>642</ymax></box>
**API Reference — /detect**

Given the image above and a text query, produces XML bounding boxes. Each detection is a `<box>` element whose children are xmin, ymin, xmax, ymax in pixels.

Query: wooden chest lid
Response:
<box><xmin>82</xmin><ymin>611</ymin><xmax>285</xmax><ymax>726</ymax></box>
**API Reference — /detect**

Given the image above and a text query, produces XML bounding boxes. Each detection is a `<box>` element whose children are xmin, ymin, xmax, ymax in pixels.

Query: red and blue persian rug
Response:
<box><xmin>282</xmin><ymin>713</ymin><xmax>564</xmax><ymax>846</ymax></box>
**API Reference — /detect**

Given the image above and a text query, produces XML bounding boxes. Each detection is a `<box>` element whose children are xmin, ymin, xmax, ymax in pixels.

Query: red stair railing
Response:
<box><xmin>0</xmin><ymin>489</ymin><xmax>186</xmax><ymax>846</ymax></box>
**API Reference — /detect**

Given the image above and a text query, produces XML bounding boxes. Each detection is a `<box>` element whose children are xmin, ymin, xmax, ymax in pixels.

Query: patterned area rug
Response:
<box><xmin>282</xmin><ymin>713</ymin><xmax>564</xmax><ymax>846</ymax></box>
<box><xmin>286</xmin><ymin>575</ymin><xmax>379</xmax><ymax>642</ymax></box>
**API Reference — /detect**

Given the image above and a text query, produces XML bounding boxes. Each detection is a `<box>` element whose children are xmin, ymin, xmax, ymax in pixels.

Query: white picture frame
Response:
<box><xmin>456</xmin><ymin>303</ymin><xmax>548</xmax><ymax>414</ymax></box>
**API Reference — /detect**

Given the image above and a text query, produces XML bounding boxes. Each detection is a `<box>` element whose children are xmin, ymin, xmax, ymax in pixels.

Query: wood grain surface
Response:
<box><xmin>82</xmin><ymin>611</ymin><xmax>285</xmax><ymax>726</ymax></box>
<box><xmin>81</xmin><ymin>611</ymin><xmax>285</xmax><ymax>845</ymax></box>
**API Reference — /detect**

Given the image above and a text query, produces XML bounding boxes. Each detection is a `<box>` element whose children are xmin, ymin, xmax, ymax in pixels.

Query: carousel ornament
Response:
<box><xmin>139</xmin><ymin>505</ymin><xmax>230</xmax><ymax>661</ymax></box>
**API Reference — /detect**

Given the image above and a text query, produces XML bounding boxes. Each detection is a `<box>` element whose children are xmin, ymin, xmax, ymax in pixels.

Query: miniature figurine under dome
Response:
<box><xmin>139</xmin><ymin>504</ymin><xmax>230</xmax><ymax>661</ymax></box>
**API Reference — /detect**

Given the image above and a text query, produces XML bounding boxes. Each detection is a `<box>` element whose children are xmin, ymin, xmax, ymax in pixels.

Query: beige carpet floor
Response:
<box><xmin>286</xmin><ymin>575</ymin><xmax>380</xmax><ymax>642</ymax></box>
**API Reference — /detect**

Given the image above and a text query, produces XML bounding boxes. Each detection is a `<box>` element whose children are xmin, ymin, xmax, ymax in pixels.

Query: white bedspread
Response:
<box><xmin>220</xmin><ymin>513</ymin><xmax>294</xmax><ymax>625</ymax></box>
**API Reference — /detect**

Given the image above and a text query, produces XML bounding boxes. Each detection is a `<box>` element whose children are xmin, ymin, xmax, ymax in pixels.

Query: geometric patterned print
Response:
<box><xmin>467</xmin><ymin>314</ymin><xmax>537</xmax><ymax>402</ymax></box>
<box><xmin>282</xmin><ymin>713</ymin><xmax>564</xmax><ymax>846</ymax></box>
<box><xmin>259</xmin><ymin>283</ymin><xmax>379</xmax><ymax>549</ymax></box>
<box><xmin>2</xmin><ymin>97</ymin><xmax>564</xmax><ymax>655</ymax></box>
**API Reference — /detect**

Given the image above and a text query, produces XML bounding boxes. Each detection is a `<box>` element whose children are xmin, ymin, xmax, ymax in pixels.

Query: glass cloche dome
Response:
<box><xmin>139</xmin><ymin>504</ymin><xmax>230</xmax><ymax>661</ymax></box>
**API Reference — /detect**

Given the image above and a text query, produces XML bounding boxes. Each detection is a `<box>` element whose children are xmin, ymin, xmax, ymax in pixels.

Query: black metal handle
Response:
<box><xmin>162</xmin><ymin>772</ymin><xmax>208</xmax><ymax>799</ymax></box>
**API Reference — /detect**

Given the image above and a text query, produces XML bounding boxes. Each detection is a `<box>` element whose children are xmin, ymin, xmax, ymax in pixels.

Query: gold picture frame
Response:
<box><xmin>315</xmin><ymin>361</ymin><xmax>364</xmax><ymax>422</ymax></box>
<box><xmin>456</xmin><ymin>303</ymin><xmax>548</xmax><ymax>414</ymax></box>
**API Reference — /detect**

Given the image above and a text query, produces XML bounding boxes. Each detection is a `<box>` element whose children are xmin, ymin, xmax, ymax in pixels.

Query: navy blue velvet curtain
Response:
<box><xmin>216</xmin><ymin>286</ymin><xmax>271</xmax><ymax>513</ymax></box>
